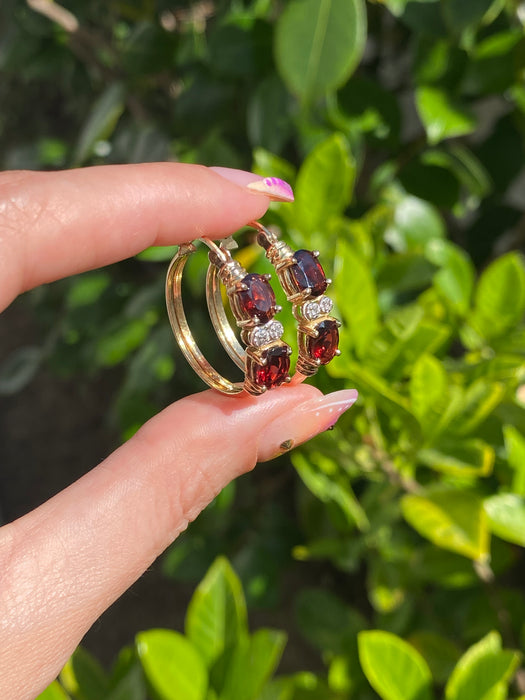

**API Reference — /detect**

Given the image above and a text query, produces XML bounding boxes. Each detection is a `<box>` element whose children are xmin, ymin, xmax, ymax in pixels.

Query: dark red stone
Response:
<box><xmin>252</xmin><ymin>346</ymin><xmax>290</xmax><ymax>388</ymax></box>
<box><xmin>236</xmin><ymin>273</ymin><xmax>276</xmax><ymax>323</ymax></box>
<box><xmin>290</xmin><ymin>250</ymin><xmax>327</xmax><ymax>297</ymax></box>
<box><xmin>308</xmin><ymin>319</ymin><xmax>339</xmax><ymax>364</ymax></box>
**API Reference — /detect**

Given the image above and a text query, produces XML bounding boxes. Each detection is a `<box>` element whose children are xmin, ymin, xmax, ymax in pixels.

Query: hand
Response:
<box><xmin>0</xmin><ymin>164</ymin><xmax>357</xmax><ymax>699</ymax></box>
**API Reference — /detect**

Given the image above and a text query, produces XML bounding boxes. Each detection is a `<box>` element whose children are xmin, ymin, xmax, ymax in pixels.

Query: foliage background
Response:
<box><xmin>2</xmin><ymin>0</ymin><xmax>525</xmax><ymax>698</ymax></box>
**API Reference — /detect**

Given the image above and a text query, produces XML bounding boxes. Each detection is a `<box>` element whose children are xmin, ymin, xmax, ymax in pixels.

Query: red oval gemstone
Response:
<box><xmin>236</xmin><ymin>273</ymin><xmax>276</xmax><ymax>323</ymax></box>
<box><xmin>253</xmin><ymin>346</ymin><xmax>290</xmax><ymax>388</ymax></box>
<box><xmin>290</xmin><ymin>250</ymin><xmax>327</xmax><ymax>297</ymax></box>
<box><xmin>308</xmin><ymin>319</ymin><xmax>339</xmax><ymax>364</ymax></box>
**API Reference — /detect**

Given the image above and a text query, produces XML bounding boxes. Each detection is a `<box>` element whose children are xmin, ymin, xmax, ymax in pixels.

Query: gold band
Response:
<box><xmin>165</xmin><ymin>240</ymin><xmax>244</xmax><ymax>395</ymax></box>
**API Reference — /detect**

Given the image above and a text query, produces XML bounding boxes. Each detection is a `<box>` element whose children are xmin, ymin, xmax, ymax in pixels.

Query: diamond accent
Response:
<box><xmin>320</xmin><ymin>296</ymin><xmax>333</xmax><ymax>314</ymax></box>
<box><xmin>250</xmin><ymin>320</ymin><xmax>284</xmax><ymax>347</ymax></box>
<box><xmin>303</xmin><ymin>296</ymin><xmax>333</xmax><ymax>320</ymax></box>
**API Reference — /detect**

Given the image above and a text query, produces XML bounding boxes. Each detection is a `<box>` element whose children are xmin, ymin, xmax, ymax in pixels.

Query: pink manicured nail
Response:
<box><xmin>210</xmin><ymin>167</ymin><xmax>294</xmax><ymax>203</ymax></box>
<box><xmin>257</xmin><ymin>389</ymin><xmax>358</xmax><ymax>462</ymax></box>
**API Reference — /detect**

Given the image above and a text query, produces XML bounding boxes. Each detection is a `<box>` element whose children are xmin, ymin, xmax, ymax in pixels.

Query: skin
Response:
<box><xmin>0</xmin><ymin>164</ymin><xmax>354</xmax><ymax>698</ymax></box>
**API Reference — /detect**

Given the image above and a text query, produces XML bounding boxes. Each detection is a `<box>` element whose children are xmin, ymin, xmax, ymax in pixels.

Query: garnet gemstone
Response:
<box><xmin>236</xmin><ymin>273</ymin><xmax>276</xmax><ymax>323</ymax></box>
<box><xmin>251</xmin><ymin>345</ymin><xmax>290</xmax><ymax>388</ymax></box>
<box><xmin>308</xmin><ymin>319</ymin><xmax>339</xmax><ymax>365</ymax></box>
<box><xmin>290</xmin><ymin>250</ymin><xmax>328</xmax><ymax>297</ymax></box>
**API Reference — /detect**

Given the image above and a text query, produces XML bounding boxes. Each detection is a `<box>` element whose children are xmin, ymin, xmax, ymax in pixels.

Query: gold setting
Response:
<box><xmin>251</xmin><ymin>221</ymin><xmax>341</xmax><ymax>377</ymax></box>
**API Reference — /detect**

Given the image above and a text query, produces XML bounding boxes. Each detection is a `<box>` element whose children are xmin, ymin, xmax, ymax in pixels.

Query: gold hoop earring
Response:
<box><xmin>166</xmin><ymin>237</ymin><xmax>292</xmax><ymax>396</ymax></box>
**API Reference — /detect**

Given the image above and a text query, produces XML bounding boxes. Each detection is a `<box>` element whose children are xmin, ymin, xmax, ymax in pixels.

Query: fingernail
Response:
<box><xmin>210</xmin><ymin>167</ymin><xmax>294</xmax><ymax>203</ymax></box>
<box><xmin>257</xmin><ymin>389</ymin><xmax>358</xmax><ymax>462</ymax></box>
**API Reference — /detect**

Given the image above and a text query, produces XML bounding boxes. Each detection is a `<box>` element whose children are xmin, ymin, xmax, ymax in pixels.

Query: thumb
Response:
<box><xmin>0</xmin><ymin>384</ymin><xmax>357</xmax><ymax>698</ymax></box>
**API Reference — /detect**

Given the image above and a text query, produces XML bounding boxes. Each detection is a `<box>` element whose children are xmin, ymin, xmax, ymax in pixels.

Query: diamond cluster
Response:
<box><xmin>302</xmin><ymin>295</ymin><xmax>333</xmax><ymax>321</ymax></box>
<box><xmin>249</xmin><ymin>320</ymin><xmax>284</xmax><ymax>347</ymax></box>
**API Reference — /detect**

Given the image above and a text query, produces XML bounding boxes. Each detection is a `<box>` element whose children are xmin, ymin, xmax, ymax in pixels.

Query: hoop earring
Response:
<box><xmin>166</xmin><ymin>237</ymin><xmax>292</xmax><ymax>396</ymax></box>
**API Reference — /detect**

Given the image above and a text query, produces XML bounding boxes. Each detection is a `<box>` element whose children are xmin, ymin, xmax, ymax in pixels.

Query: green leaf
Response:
<box><xmin>136</xmin><ymin>245</ymin><xmax>178</xmax><ymax>262</ymax></box>
<box><xmin>415</xmin><ymin>86</ymin><xmax>477</xmax><ymax>145</ymax></box>
<box><xmin>484</xmin><ymin>494</ymin><xmax>525</xmax><ymax>547</ymax></box>
<box><xmin>334</xmin><ymin>360</ymin><xmax>421</xmax><ymax>438</ymax></box>
<box><xmin>408</xmin><ymin>632</ymin><xmax>461</xmax><ymax>685</ymax></box>
<box><xmin>425</xmin><ymin>240</ymin><xmax>475</xmax><ymax>315</ymax></box>
<box><xmin>219</xmin><ymin>629</ymin><xmax>287</xmax><ymax>700</ymax></box>
<box><xmin>60</xmin><ymin>647</ymin><xmax>110</xmax><ymax>700</ymax></box>
<box><xmin>252</xmin><ymin>149</ymin><xmax>296</xmax><ymax>186</ymax></box>
<box><xmin>445</xmin><ymin>631</ymin><xmax>521</xmax><ymax>700</ymax></box>
<box><xmin>36</xmin><ymin>682</ymin><xmax>70</xmax><ymax>700</ymax></box>
<box><xmin>358</xmin><ymin>630</ymin><xmax>434</xmax><ymax>700</ymax></box>
<box><xmin>66</xmin><ymin>272</ymin><xmax>111</xmax><ymax>308</ymax></box>
<box><xmin>185</xmin><ymin>556</ymin><xmax>248</xmax><ymax>668</ymax></box>
<box><xmin>385</xmin><ymin>196</ymin><xmax>445</xmax><ymax>253</ymax></box>
<box><xmin>442</xmin><ymin>0</ymin><xmax>494</xmax><ymax>32</ymax></box>
<box><xmin>417</xmin><ymin>439</ymin><xmax>494</xmax><ymax>477</ymax></box>
<box><xmin>504</xmin><ymin>425</ymin><xmax>525</xmax><ymax>496</ymax></box>
<box><xmin>294</xmin><ymin>133</ymin><xmax>355</xmax><ymax>235</ymax></box>
<box><xmin>449</xmin><ymin>380</ymin><xmax>504</xmax><ymax>436</ymax></box>
<box><xmin>95</xmin><ymin>318</ymin><xmax>153</xmax><ymax>366</ymax></box>
<box><xmin>410</xmin><ymin>354</ymin><xmax>448</xmax><ymax>429</ymax></box>
<box><xmin>274</xmin><ymin>0</ymin><xmax>367</xmax><ymax>103</ymax></box>
<box><xmin>136</xmin><ymin>629</ymin><xmax>208</xmax><ymax>700</ymax></box>
<box><xmin>72</xmin><ymin>82</ymin><xmax>125</xmax><ymax>166</ymax></box>
<box><xmin>292</xmin><ymin>452</ymin><xmax>369</xmax><ymax>531</ymax></box>
<box><xmin>401</xmin><ymin>489</ymin><xmax>490</xmax><ymax>561</ymax></box>
<box><xmin>0</xmin><ymin>346</ymin><xmax>42</xmax><ymax>396</ymax></box>
<box><xmin>295</xmin><ymin>589</ymin><xmax>366</xmax><ymax>654</ymax></box>
<box><xmin>470</xmin><ymin>252</ymin><xmax>525</xmax><ymax>341</ymax></box>
<box><xmin>247</xmin><ymin>76</ymin><xmax>292</xmax><ymax>153</ymax></box>
<box><xmin>333</xmin><ymin>240</ymin><xmax>379</xmax><ymax>358</ymax></box>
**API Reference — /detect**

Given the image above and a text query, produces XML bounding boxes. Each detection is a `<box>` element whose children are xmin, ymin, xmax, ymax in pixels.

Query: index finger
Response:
<box><xmin>0</xmin><ymin>163</ymin><xmax>276</xmax><ymax>310</ymax></box>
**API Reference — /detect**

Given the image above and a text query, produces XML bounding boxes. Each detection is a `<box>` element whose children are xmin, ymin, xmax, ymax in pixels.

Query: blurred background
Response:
<box><xmin>2</xmin><ymin>1</ymin><xmax>525</xmax><ymax>698</ymax></box>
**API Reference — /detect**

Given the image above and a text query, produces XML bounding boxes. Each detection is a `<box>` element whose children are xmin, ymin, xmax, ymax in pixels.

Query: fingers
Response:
<box><xmin>0</xmin><ymin>164</ymin><xmax>272</xmax><ymax>310</ymax></box>
<box><xmin>0</xmin><ymin>385</ymin><xmax>357</xmax><ymax>698</ymax></box>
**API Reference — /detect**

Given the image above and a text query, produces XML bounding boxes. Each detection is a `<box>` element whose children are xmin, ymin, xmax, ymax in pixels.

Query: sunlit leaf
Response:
<box><xmin>36</xmin><ymin>682</ymin><xmax>70</xmax><ymax>700</ymax></box>
<box><xmin>417</xmin><ymin>439</ymin><xmax>494</xmax><ymax>477</ymax></box>
<box><xmin>219</xmin><ymin>629</ymin><xmax>286</xmax><ymax>700</ymax></box>
<box><xmin>333</xmin><ymin>240</ymin><xmax>379</xmax><ymax>357</ymax></box>
<box><xmin>401</xmin><ymin>489</ymin><xmax>490</xmax><ymax>561</ymax></box>
<box><xmin>445</xmin><ymin>631</ymin><xmax>521</xmax><ymax>700</ymax></box>
<box><xmin>385</xmin><ymin>195</ymin><xmax>445</xmax><ymax>253</ymax></box>
<box><xmin>293</xmin><ymin>133</ymin><xmax>355</xmax><ymax>235</ymax></box>
<box><xmin>136</xmin><ymin>629</ymin><xmax>207</xmax><ymax>700</ymax></box>
<box><xmin>358</xmin><ymin>630</ymin><xmax>434</xmax><ymax>700</ymax></box>
<box><xmin>484</xmin><ymin>494</ymin><xmax>525</xmax><ymax>547</ymax></box>
<box><xmin>415</xmin><ymin>86</ymin><xmax>477</xmax><ymax>145</ymax></box>
<box><xmin>470</xmin><ymin>252</ymin><xmax>525</xmax><ymax>341</ymax></box>
<box><xmin>185</xmin><ymin>557</ymin><xmax>248</xmax><ymax>668</ymax></box>
<box><xmin>504</xmin><ymin>425</ymin><xmax>525</xmax><ymax>496</ymax></box>
<box><xmin>60</xmin><ymin>647</ymin><xmax>110</xmax><ymax>700</ymax></box>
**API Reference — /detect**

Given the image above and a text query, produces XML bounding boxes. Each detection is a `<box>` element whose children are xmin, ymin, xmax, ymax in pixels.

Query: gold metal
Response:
<box><xmin>166</xmin><ymin>236</ymin><xmax>291</xmax><ymax>397</ymax></box>
<box><xmin>165</xmin><ymin>241</ymin><xmax>244</xmax><ymax>395</ymax></box>
<box><xmin>250</xmin><ymin>221</ymin><xmax>340</xmax><ymax>377</ymax></box>
<box><xmin>204</xmin><ymin>238</ymin><xmax>291</xmax><ymax>393</ymax></box>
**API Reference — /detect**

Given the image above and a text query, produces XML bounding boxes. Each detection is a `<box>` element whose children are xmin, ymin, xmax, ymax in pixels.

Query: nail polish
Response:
<box><xmin>246</xmin><ymin>177</ymin><xmax>294</xmax><ymax>203</ymax></box>
<box><xmin>257</xmin><ymin>389</ymin><xmax>358</xmax><ymax>462</ymax></box>
<box><xmin>210</xmin><ymin>167</ymin><xmax>294</xmax><ymax>203</ymax></box>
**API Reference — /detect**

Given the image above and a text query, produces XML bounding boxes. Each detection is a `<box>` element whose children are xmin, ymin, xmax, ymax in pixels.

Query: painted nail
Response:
<box><xmin>257</xmin><ymin>389</ymin><xmax>358</xmax><ymax>462</ymax></box>
<box><xmin>210</xmin><ymin>167</ymin><xmax>294</xmax><ymax>203</ymax></box>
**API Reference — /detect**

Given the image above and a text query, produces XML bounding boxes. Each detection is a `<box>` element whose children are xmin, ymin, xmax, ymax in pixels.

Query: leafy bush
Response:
<box><xmin>38</xmin><ymin>558</ymin><xmax>523</xmax><ymax>699</ymax></box>
<box><xmin>4</xmin><ymin>0</ymin><xmax>525</xmax><ymax>698</ymax></box>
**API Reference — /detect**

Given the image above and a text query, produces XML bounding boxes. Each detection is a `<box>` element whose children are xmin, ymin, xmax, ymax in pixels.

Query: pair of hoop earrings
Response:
<box><xmin>165</xmin><ymin>221</ymin><xmax>341</xmax><ymax>396</ymax></box>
